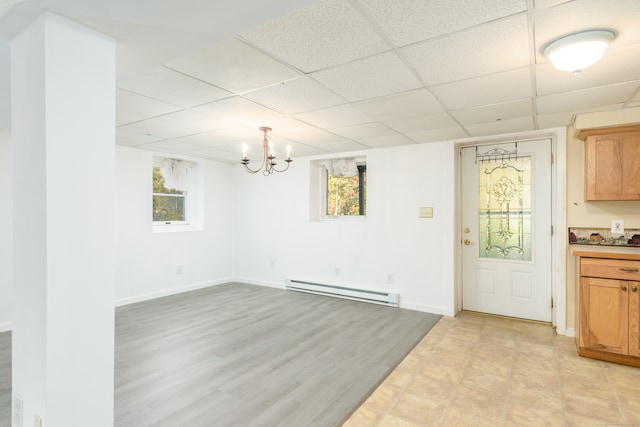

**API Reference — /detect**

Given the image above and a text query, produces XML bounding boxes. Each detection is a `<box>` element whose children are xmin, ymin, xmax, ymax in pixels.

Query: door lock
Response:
<box><xmin>464</xmin><ymin>227</ymin><xmax>470</xmax><ymax>234</ymax></box>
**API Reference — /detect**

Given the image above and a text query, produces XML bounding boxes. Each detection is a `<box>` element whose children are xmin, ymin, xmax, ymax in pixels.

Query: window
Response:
<box><xmin>326</xmin><ymin>164</ymin><xmax>366</xmax><ymax>217</ymax></box>
<box><xmin>153</xmin><ymin>159</ymin><xmax>190</xmax><ymax>225</ymax></box>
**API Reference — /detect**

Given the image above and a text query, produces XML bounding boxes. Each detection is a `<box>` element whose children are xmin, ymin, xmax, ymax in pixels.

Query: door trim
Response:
<box><xmin>453</xmin><ymin>128</ymin><xmax>569</xmax><ymax>335</ymax></box>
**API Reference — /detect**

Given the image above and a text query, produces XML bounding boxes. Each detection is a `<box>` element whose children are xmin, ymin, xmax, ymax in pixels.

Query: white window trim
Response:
<box><xmin>152</xmin><ymin>158</ymin><xmax>201</xmax><ymax>232</ymax></box>
<box><xmin>316</xmin><ymin>157</ymin><xmax>367</xmax><ymax>222</ymax></box>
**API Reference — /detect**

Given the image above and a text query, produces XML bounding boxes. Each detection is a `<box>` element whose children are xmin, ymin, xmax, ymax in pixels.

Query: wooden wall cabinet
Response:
<box><xmin>577</xmin><ymin>125</ymin><xmax>640</xmax><ymax>201</ymax></box>
<box><xmin>578</xmin><ymin>257</ymin><xmax>640</xmax><ymax>366</ymax></box>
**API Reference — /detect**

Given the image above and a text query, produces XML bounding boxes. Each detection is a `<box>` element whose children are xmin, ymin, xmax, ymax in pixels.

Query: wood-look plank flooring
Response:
<box><xmin>0</xmin><ymin>331</ymin><xmax>9</xmax><ymax>425</ymax></box>
<box><xmin>0</xmin><ymin>283</ymin><xmax>440</xmax><ymax>426</ymax></box>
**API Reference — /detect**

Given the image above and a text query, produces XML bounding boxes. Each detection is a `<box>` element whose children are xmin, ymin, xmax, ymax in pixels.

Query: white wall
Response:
<box><xmin>233</xmin><ymin>141</ymin><xmax>456</xmax><ymax>315</ymax></box>
<box><xmin>115</xmin><ymin>146</ymin><xmax>234</xmax><ymax>305</ymax></box>
<box><xmin>0</xmin><ymin>128</ymin><xmax>11</xmax><ymax>331</ymax></box>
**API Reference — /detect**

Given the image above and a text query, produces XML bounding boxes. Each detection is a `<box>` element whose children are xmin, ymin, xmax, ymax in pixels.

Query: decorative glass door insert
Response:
<box><xmin>477</xmin><ymin>155</ymin><xmax>531</xmax><ymax>261</ymax></box>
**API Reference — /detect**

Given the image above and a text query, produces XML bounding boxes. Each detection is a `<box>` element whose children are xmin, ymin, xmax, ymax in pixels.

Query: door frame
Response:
<box><xmin>453</xmin><ymin>128</ymin><xmax>569</xmax><ymax>336</ymax></box>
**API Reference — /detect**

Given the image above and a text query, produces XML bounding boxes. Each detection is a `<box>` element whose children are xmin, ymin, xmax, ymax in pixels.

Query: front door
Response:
<box><xmin>461</xmin><ymin>140</ymin><xmax>552</xmax><ymax>322</ymax></box>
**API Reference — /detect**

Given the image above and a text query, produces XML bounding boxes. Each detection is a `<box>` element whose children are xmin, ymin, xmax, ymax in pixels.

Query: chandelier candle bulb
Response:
<box><xmin>287</xmin><ymin>145</ymin><xmax>291</xmax><ymax>160</ymax></box>
<box><xmin>242</xmin><ymin>144</ymin><xmax>247</xmax><ymax>160</ymax></box>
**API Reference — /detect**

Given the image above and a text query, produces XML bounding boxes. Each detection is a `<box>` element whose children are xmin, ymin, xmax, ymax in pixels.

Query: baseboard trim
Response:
<box><xmin>233</xmin><ymin>277</ymin><xmax>286</xmax><ymax>290</ymax></box>
<box><xmin>0</xmin><ymin>322</ymin><xmax>11</xmax><ymax>333</ymax></box>
<box><xmin>115</xmin><ymin>278</ymin><xmax>232</xmax><ymax>307</ymax></box>
<box><xmin>400</xmin><ymin>301</ymin><xmax>447</xmax><ymax>315</ymax></box>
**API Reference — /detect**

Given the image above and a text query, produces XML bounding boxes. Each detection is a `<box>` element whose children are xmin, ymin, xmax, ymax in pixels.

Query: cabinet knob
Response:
<box><xmin>633</xmin><ymin>286</ymin><xmax>638</xmax><ymax>292</ymax></box>
<box><xmin>621</xmin><ymin>285</ymin><xmax>628</xmax><ymax>292</ymax></box>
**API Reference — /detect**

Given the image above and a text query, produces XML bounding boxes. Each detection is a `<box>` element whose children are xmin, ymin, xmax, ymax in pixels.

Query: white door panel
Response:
<box><xmin>461</xmin><ymin>140</ymin><xmax>552</xmax><ymax>322</ymax></box>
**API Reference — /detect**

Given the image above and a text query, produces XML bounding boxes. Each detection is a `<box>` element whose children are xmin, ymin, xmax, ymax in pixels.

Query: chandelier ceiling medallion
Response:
<box><xmin>241</xmin><ymin>126</ymin><xmax>292</xmax><ymax>176</ymax></box>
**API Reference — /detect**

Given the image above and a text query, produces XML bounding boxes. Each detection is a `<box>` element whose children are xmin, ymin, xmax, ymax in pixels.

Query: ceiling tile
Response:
<box><xmin>536</xmin><ymin>81</ymin><xmax>640</xmax><ymax>114</ymax></box>
<box><xmin>181</xmin><ymin>147</ymin><xmax>238</xmax><ymax>162</ymax></box>
<box><xmin>386</xmin><ymin>112</ymin><xmax>458</xmax><ymax>133</ymax></box>
<box><xmin>401</xmin><ymin>14</ymin><xmax>530</xmax><ymax>85</ymax></box>
<box><xmin>432</xmin><ymin>67</ymin><xmax>532</xmax><ymax>110</ymax></box>
<box><xmin>193</xmin><ymin>96</ymin><xmax>285</xmax><ymax>128</ymax></box>
<box><xmin>116</xmin><ymin>89</ymin><xmax>181</xmax><ymax>120</ymax></box>
<box><xmin>358</xmin><ymin>134</ymin><xmax>416</xmax><ymax>149</ymax></box>
<box><xmin>311</xmin><ymin>52</ymin><xmax>422</xmax><ymax>102</ymax></box>
<box><xmin>116</xmin><ymin>128</ymin><xmax>161</xmax><ymax>146</ymax></box>
<box><xmin>314</xmin><ymin>140</ymin><xmax>369</xmax><ymax>153</ymax></box>
<box><xmin>332</xmin><ymin>122</ymin><xmax>397</xmax><ymax>140</ymax></box>
<box><xmin>117</xmin><ymin>117</ymin><xmax>196</xmax><ymax>140</ymax></box>
<box><xmin>536</xmin><ymin>44</ymin><xmax>640</xmax><ymax>96</ymax></box>
<box><xmin>279</xmin><ymin>128</ymin><xmax>355</xmax><ymax>147</ymax></box>
<box><xmin>536</xmin><ymin>112</ymin><xmax>574</xmax><ymax>129</ymax></box>
<box><xmin>239</xmin><ymin>0</ymin><xmax>390</xmax><ymax>73</ymax></box>
<box><xmin>294</xmin><ymin>104</ymin><xmax>375</xmax><ymax>129</ymax></box>
<box><xmin>284</xmin><ymin>141</ymin><xmax>330</xmax><ymax>157</ymax></box>
<box><xmin>136</xmin><ymin>139</ymin><xmax>204</xmax><ymax>153</ymax></box>
<box><xmin>243</xmin><ymin>76</ymin><xmax>347</xmax><ymax>114</ymax></box>
<box><xmin>166</xmin><ymin>37</ymin><xmax>300</xmax><ymax>94</ymax></box>
<box><xmin>465</xmin><ymin>116</ymin><xmax>535</xmax><ymax>137</ymax></box>
<box><xmin>152</xmin><ymin>110</ymin><xmax>234</xmax><ymax>133</ymax></box>
<box><xmin>451</xmin><ymin>99</ymin><xmax>533</xmax><ymax>125</ymax></box>
<box><xmin>117</xmin><ymin>66</ymin><xmax>233</xmax><ymax>108</ymax></box>
<box><xmin>353</xmin><ymin>88</ymin><xmax>444</xmax><ymax>121</ymax></box>
<box><xmin>406</xmin><ymin>126</ymin><xmax>469</xmax><ymax>143</ymax></box>
<box><xmin>359</xmin><ymin>0</ymin><xmax>527</xmax><ymax>47</ymax></box>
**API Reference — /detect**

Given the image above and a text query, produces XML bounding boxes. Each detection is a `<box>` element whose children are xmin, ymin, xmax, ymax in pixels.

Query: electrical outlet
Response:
<box><xmin>611</xmin><ymin>219</ymin><xmax>624</xmax><ymax>234</ymax></box>
<box><xmin>13</xmin><ymin>394</ymin><xmax>23</xmax><ymax>427</ymax></box>
<box><xmin>387</xmin><ymin>273</ymin><xmax>395</xmax><ymax>284</ymax></box>
<box><xmin>334</xmin><ymin>267</ymin><xmax>340</xmax><ymax>277</ymax></box>
<box><xmin>176</xmin><ymin>265</ymin><xmax>183</xmax><ymax>274</ymax></box>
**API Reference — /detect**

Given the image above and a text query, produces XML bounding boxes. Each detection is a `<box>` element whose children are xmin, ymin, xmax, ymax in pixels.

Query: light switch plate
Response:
<box><xmin>611</xmin><ymin>219</ymin><xmax>624</xmax><ymax>234</ymax></box>
<box><xmin>419</xmin><ymin>207</ymin><xmax>433</xmax><ymax>218</ymax></box>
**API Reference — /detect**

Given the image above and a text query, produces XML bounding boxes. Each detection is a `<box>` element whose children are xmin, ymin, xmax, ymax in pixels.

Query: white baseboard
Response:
<box><xmin>0</xmin><ymin>322</ymin><xmax>11</xmax><ymax>333</ymax></box>
<box><xmin>400</xmin><ymin>301</ymin><xmax>447</xmax><ymax>315</ymax></box>
<box><xmin>233</xmin><ymin>277</ymin><xmax>286</xmax><ymax>290</ymax></box>
<box><xmin>557</xmin><ymin>327</ymin><xmax>575</xmax><ymax>337</ymax></box>
<box><xmin>115</xmin><ymin>278</ymin><xmax>232</xmax><ymax>307</ymax></box>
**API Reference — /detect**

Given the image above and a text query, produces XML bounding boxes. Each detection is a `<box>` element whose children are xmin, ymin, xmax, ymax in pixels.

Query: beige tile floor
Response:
<box><xmin>344</xmin><ymin>310</ymin><xmax>640</xmax><ymax>427</ymax></box>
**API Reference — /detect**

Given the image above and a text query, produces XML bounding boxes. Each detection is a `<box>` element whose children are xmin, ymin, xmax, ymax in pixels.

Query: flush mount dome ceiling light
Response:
<box><xmin>543</xmin><ymin>29</ymin><xmax>616</xmax><ymax>75</ymax></box>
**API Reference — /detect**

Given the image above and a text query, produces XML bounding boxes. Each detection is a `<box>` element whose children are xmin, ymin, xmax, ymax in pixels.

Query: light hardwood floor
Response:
<box><xmin>0</xmin><ymin>283</ymin><xmax>439</xmax><ymax>426</ymax></box>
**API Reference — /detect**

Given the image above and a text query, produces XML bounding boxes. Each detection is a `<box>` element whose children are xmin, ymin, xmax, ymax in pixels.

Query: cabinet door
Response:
<box><xmin>580</xmin><ymin>277</ymin><xmax>629</xmax><ymax>354</ymax></box>
<box><xmin>585</xmin><ymin>134</ymin><xmax>640</xmax><ymax>200</ymax></box>
<box><xmin>629</xmin><ymin>282</ymin><xmax>640</xmax><ymax>357</ymax></box>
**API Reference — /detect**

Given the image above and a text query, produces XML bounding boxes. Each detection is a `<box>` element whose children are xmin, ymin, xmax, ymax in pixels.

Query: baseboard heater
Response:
<box><xmin>286</xmin><ymin>279</ymin><xmax>399</xmax><ymax>307</ymax></box>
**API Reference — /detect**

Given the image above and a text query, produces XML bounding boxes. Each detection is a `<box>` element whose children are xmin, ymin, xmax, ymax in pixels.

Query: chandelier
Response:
<box><xmin>241</xmin><ymin>126</ymin><xmax>292</xmax><ymax>175</ymax></box>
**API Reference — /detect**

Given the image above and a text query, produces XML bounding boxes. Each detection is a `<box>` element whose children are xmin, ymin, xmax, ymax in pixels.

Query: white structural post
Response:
<box><xmin>11</xmin><ymin>13</ymin><xmax>115</xmax><ymax>426</ymax></box>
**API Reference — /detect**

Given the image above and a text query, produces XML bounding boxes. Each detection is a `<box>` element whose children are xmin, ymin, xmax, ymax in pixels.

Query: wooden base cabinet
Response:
<box><xmin>578</xmin><ymin>257</ymin><xmax>640</xmax><ymax>366</ymax></box>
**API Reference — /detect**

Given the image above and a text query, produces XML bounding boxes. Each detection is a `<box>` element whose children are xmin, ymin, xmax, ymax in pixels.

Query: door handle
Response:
<box><xmin>619</xmin><ymin>267</ymin><xmax>639</xmax><ymax>273</ymax></box>
<box><xmin>463</xmin><ymin>239</ymin><xmax>471</xmax><ymax>245</ymax></box>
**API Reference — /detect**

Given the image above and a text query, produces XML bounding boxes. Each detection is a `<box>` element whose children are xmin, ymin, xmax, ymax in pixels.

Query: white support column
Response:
<box><xmin>11</xmin><ymin>13</ymin><xmax>115</xmax><ymax>426</ymax></box>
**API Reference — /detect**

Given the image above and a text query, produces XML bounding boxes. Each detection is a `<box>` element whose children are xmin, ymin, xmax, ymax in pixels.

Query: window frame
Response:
<box><xmin>152</xmin><ymin>160</ymin><xmax>191</xmax><ymax>227</ymax></box>
<box><xmin>319</xmin><ymin>159</ymin><xmax>367</xmax><ymax>221</ymax></box>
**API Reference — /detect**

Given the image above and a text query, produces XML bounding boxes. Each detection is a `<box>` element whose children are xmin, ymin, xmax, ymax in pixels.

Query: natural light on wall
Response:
<box><xmin>543</xmin><ymin>29</ymin><xmax>615</xmax><ymax>75</ymax></box>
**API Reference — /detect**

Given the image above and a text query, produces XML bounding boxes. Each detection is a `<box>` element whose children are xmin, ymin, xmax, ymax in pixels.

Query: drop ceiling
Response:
<box><xmin>1</xmin><ymin>0</ymin><xmax>639</xmax><ymax>163</ymax></box>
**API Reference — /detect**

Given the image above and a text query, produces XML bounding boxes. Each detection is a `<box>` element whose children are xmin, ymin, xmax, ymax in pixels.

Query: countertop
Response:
<box><xmin>570</xmin><ymin>244</ymin><xmax>640</xmax><ymax>260</ymax></box>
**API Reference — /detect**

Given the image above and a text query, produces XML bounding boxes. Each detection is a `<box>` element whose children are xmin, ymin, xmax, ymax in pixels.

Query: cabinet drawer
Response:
<box><xmin>581</xmin><ymin>258</ymin><xmax>640</xmax><ymax>281</ymax></box>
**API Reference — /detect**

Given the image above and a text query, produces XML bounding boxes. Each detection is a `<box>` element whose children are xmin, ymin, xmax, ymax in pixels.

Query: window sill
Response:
<box><xmin>152</xmin><ymin>224</ymin><xmax>203</xmax><ymax>233</ymax></box>
<box><xmin>320</xmin><ymin>215</ymin><xmax>366</xmax><ymax>223</ymax></box>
